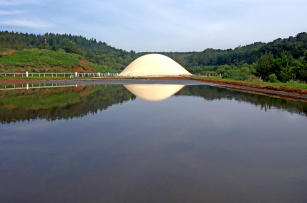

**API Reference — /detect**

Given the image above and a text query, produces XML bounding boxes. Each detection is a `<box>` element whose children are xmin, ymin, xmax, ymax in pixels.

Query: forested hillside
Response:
<box><xmin>150</xmin><ymin>32</ymin><xmax>307</xmax><ymax>82</ymax></box>
<box><xmin>0</xmin><ymin>31</ymin><xmax>136</xmax><ymax>70</ymax></box>
<box><xmin>161</xmin><ymin>32</ymin><xmax>307</xmax><ymax>67</ymax></box>
<box><xmin>0</xmin><ymin>31</ymin><xmax>306</xmax><ymax>82</ymax></box>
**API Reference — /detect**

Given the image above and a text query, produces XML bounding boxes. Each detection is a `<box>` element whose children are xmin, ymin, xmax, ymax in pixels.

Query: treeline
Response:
<box><xmin>186</xmin><ymin>51</ymin><xmax>307</xmax><ymax>82</ymax></box>
<box><xmin>0</xmin><ymin>31</ymin><xmax>136</xmax><ymax>70</ymax></box>
<box><xmin>163</xmin><ymin>32</ymin><xmax>307</xmax><ymax>82</ymax></box>
<box><xmin>0</xmin><ymin>31</ymin><xmax>306</xmax><ymax>82</ymax></box>
<box><xmin>161</xmin><ymin>32</ymin><xmax>307</xmax><ymax>67</ymax></box>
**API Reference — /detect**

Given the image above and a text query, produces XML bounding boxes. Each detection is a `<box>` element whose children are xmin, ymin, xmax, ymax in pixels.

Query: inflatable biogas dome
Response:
<box><xmin>119</xmin><ymin>54</ymin><xmax>192</xmax><ymax>77</ymax></box>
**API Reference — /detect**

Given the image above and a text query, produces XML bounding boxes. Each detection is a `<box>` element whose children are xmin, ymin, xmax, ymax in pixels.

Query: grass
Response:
<box><xmin>0</xmin><ymin>48</ymin><xmax>81</xmax><ymax>67</ymax></box>
<box><xmin>92</xmin><ymin>63</ymin><xmax>118</xmax><ymax>73</ymax></box>
<box><xmin>0</xmin><ymin>48</ymin><xmax>119</xmax><ymax>73</ymax></box>
<box><xmin>193</xmin><ymin>76</ymin><xmax>307</xmax><ymax>90</ymax></box>
<box><xmin>0</xmin><ymin>47</ymin><xmax>10</xmax><ymax>52</ymax></box>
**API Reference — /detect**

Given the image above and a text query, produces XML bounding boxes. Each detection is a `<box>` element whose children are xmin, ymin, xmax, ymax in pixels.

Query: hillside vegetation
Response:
<box><xmin>0</xmin><ymin>31</ymin><xmax>306</xmax><ymax>82</ymax></box>
<box><xmin>152</xmin><ymin>32</ymin><xmax>307</xmax><ymax>82</ymax></box>
<box><xmin>0</xmin><ymin>31</ymin><xmax>136</xmax><ymax>70</ymax></box>
<box><xmin>0</xmin><ymin>48</ymin><xmax>117</xmax><ymax>73</ymax></box>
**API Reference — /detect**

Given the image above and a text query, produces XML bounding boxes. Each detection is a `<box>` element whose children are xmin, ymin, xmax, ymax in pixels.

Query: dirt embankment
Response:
<box><xmin>80</xmin><ymin>60</ymin><xmax>94</xmax><ymax>72</ymax></box>
<box><xmin>71</xmin><ymin>60</ymin><xmax>94</xmax><ymax>73</ymax></box>
<box><xmin>0</xmin><ymin>50</ymin><xmax>16</xmax><ymax>55</ymax></box>
<box><xmin>192</xmin><ymin>78</ymin><xmax>307</xmax><ymax>95</ymax></box>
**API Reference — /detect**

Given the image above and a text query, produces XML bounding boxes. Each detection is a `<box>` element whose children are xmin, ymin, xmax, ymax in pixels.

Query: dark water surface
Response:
<box><xmin>0</xmin><ymin>81</ymin><xmax>307</xmax><ymax>203</ymax></box>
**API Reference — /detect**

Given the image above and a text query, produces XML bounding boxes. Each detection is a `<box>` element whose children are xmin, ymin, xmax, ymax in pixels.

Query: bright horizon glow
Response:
<box><xmin>0</xmin><ymin>0</ymin><xmax>306</xmax><ymax>52</ymax></box>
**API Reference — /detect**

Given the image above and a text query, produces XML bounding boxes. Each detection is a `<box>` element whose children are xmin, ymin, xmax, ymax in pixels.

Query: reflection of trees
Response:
<box><xmin>0</xmin><ymin>84</ymin><xmax>306</xmax><ymax>123</ymax></box>
<box><xmin>177</xmin><ymin>85</ymin><xmax>307</xmax><ymax>116</ymax></box>
<box><xmin>0</xmin><ymin>85</ymin><xmax>135</xmax><ymax>123</ymax></box>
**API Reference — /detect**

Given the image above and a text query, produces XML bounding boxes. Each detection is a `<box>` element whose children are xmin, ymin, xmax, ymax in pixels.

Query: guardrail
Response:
<box><xmin>0</xmin><ymin>72</ymin><xmax>222</xmax><ymax>78</ymax></box>
<box><xmin>0</xmin><ymin>72</ymin><xmax>119</xmax><ymax>78</ymax></box>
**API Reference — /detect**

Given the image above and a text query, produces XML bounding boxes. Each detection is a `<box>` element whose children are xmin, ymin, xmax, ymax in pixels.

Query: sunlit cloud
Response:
<box><xmin>0</xmin><ymin>10</ymin><xmax>26</xmax><ymax>15</ymax></box>
<box><xmin>0</xmin><ymin>0</ymin><xmax>40</xmax><ymax>6</ymax></box>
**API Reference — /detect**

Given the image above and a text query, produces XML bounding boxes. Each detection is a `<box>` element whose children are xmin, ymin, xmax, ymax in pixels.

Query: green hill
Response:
<box><xmin>0</xmin><ymin>48</ymin><xmax>117</xmax><ymax>73</ymax></box>
<box><xmin>141</xmin><ymin>32</ymin><xmax>307</xmax><ymax>67</ymax></box>
<box><xmin>0</xmin><ymin>31</ymin><xmax>136</xmax><ymax>71</ymax></box>
<box><xmin>0</xmin><ymin>31</ymin><xmax>306</xmax><ymax>82</ymax></box>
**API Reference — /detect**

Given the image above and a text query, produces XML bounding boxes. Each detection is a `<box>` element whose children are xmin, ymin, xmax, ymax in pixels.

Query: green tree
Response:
<box><xmin>256</xmin><ymin>53</ymin><xmax>275</xmax><ymax>81</ymax></box>
<box><xmin>63</xmin><ymin>40</ymin><xmax>83</xmax><ymax>55</ymax></box>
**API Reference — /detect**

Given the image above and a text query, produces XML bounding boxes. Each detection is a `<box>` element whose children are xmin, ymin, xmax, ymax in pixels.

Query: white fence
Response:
<box><xmin>0</xmin><ymin>72</ymin><xmax>119</xmax><ymax>78</ymax></box>
<box><xmin>0</xmin><ymin>72</ymin><xmax>221</xmax><ymax>78</ymax></box>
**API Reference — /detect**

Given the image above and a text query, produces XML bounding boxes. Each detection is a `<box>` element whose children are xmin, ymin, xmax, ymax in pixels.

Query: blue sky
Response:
<box><xmin>0</xmin><ymin>0</ymin><xmax>306</xmax><ymax>52</ymax></box>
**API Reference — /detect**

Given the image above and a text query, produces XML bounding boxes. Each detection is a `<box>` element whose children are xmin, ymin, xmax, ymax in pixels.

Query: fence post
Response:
<box><xmin>26</xmin><ymin>72</ymin><xmax>28</xmax><ymax>78</ymax></box>
<box><xmin>75</xmin><ymin>72</ymin><xmax>78</xmax><ymax>78</ymax></box>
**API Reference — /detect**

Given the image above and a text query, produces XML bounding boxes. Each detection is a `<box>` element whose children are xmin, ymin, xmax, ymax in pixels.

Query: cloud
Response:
<box><xmin>0</xmin><ymin>19</ymin><xmax>54</xmax><ymax>29</ymax></box>
<box><xmin>0</xmin><ymin>10</ymin><xmax>26</xmax><ymax>15</ymax></box>
<box><xmin>0</xmin><ymin>0</ymin><xmax>40</xmax><ymax>6</ymax></box>
<box><xmin>0</xmin><ymin>0</ymin><xmax>306</xmax><ymax>51</ymax></box>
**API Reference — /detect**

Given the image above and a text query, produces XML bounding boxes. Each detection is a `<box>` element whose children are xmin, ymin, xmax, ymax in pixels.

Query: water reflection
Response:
<box><xmin>0</xmin><ymin>84</ymin><xmax>135</xmax><ymax>123</ymax></box>
<box><xmin>124</xmin><ymin>84</ymin><xmax>184</xmax><ymax>101</ymax></box>
<box><xmin>0</xmin><ymin>83</ymin><xmax>77</xmax><ymax>91</ymax></box>
<box><xmin>1</xmin><ymin>82</ymin><xmax>307</xmax><ymax>202</ymax></box>
<box><xmin>0</xmin><ymin>82</ymin><xmax>306</xmax><ymax>123</ymax></box>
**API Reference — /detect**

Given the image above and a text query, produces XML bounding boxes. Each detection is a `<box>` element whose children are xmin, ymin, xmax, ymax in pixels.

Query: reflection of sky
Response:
<box><xmin>1</xmin><ymin>94</ymin><xmax>307</xmax><ymax>202</ymax></box>
<box><xmin>0</xmin><ymin>0</ymin><xmax>306</xmax><ymax>51</ymax></box>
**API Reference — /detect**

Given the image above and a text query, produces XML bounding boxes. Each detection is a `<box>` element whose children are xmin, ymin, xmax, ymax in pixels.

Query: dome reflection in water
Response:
<box><xmin>124</xmin><ymin>84</ymin><xmax>184</xmax><ymax>101</ymax></box>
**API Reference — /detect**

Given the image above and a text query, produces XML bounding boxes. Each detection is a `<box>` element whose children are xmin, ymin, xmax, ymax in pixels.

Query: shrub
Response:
<box><xmin>268</xmin><ymin>73</ymin><xmax>278</xmax><ymax>82</ymax></box>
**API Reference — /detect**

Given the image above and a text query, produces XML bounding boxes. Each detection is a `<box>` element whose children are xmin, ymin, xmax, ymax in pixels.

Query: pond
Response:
<box><xmin>0</xmin><ymin>80</ymin><xmax>307</xmax><ymax>203</ymax></box>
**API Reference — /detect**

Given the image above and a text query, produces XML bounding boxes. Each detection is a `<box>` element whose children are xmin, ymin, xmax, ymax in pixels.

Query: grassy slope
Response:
<box><xmin>0</xmin><ymin>48</ymin><xmax>117</xmax><ymax>73</ymax></box>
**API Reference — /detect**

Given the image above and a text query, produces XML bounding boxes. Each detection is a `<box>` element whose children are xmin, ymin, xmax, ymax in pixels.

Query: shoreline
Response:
<box><xmin>0</xmin><ymin>77</ymin><xmax>307</xmax><ymax>101</ymax></box>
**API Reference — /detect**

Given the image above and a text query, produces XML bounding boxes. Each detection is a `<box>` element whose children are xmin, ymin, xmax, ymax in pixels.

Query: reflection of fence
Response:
<box><xmin>0</xmin><ymin>83</ymin><xmax>78</xmax><ymax>91</ymax></box>
<box><xmin>0</xmin><ymin>72</ymin><xmax>119</xmax><ymax>78</ymax></box>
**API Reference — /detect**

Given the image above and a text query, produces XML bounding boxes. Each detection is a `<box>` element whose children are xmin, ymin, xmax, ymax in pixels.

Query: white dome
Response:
<box><xmin>119</xmin><ymin>54</ymin><xmax>192</xmax><ymax>77</ymax></box>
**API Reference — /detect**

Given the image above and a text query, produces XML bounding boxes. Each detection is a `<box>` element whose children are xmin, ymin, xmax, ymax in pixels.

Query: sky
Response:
<box><xmin>0</xmin><ymin>0</ymin><xmax>306</xmax><ymax>52</ymax></box>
